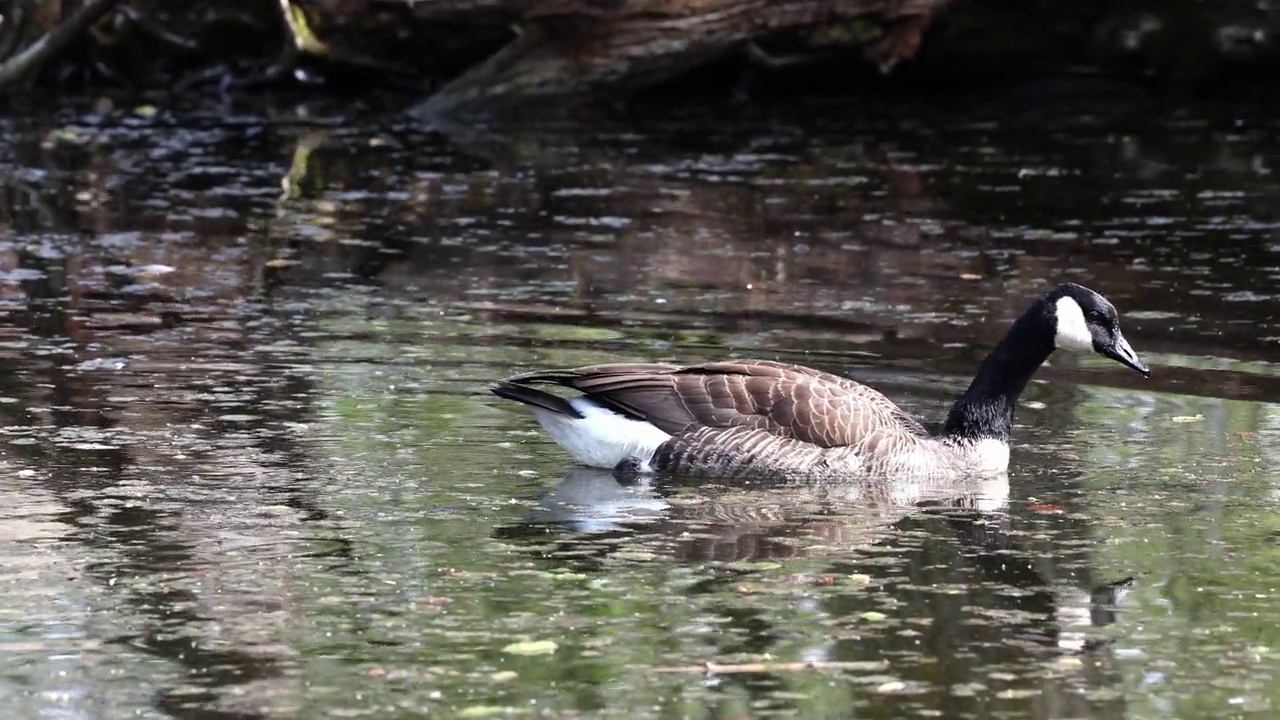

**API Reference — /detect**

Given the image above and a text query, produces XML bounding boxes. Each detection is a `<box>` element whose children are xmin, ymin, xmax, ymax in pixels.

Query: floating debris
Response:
<box><xmin>501</xmin><ymin>640</ymin><xmax>558</xmax><ymax>656</ymax></box>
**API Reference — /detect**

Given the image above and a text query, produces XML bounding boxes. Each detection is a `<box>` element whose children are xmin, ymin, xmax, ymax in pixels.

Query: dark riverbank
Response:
<box><xmin>4</xmin><ymin>0</ymin><xmax>1280</xmax><ymax>120</ymax></box>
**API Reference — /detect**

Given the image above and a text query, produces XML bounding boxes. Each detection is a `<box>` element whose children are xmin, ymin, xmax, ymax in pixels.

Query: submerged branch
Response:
<box><xmin>650</xmin><ymin>660</ymin><xmax>890</xmax><ymax>675</ymax></box>
<box><xmin>0</xmin><ymin>0</ymin><xmax>120</xmax><ymax>90</ymax></box>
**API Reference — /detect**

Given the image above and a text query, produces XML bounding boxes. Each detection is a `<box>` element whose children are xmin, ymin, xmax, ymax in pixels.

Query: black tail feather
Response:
<box><xmin>491</xmin><ymin>382</ymin><xmax>583</xmax><ymax>418</ymax></box>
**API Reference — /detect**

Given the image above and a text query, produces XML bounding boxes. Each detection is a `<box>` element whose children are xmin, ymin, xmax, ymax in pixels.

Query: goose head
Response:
<box><xmin>1049</xmin><ymin>283</ymin><xmax>1149</xmax><ymax>377</ymax></box>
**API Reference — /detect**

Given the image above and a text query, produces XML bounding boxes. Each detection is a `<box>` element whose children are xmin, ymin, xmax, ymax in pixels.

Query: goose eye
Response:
<box><xmin>1089</xmin><ymin>310</ymin><xmax>1106</xmax><ymax>324</ymax></box>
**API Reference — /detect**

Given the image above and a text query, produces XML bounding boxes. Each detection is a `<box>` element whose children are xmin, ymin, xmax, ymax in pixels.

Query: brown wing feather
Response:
<box><xmin>669</xmin><ymin>361</ymin><xmax>927</xmax><ymax>445</ymax></box>
<box><xmin>500</xmin><ymin>359</ymin><xmax>926</xmax><ymax>448</ymax></box>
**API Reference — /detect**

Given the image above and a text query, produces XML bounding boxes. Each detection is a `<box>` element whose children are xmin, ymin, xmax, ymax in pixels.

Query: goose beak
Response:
<box><xmin>1101</xmin><ymin>331</ymin><xmax>1149</xmax><ymax>378</ymax></box>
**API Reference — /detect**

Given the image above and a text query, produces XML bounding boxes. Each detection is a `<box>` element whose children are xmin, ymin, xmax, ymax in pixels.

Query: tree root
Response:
<box><xmin>742</xmin><ymin>41</ymin><xmax>840</xmax><ymax>70</ymax></box>
<box><xmin>0</xmin><ymin>0</ymin><xmax>31</xmax><ymax>64</ymax></box>
<box><xmin>217</xmin><ymin>0</ymin><xmax>415</xmax><ymax>91</ymax></box>
<box><xmin>115</xmin><ymin>4</ymin><xmax>202</xmax><ymax>54</ymax></box>
<box><xmin>0</xmin><ymin>0</ymin><xmax>121</xmax><ymax>91</ymax></box>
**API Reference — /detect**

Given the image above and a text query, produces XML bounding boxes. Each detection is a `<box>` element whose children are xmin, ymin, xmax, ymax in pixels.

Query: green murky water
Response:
<box><xmin>2</xmin><ymin>98</ymin><xmax>1280</xmax><ymax>718</ymax></box>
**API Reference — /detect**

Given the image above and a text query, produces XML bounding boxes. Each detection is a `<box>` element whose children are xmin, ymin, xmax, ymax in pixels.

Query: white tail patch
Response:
<box><xmin>530</xmin><ymin>397</ymin><xmax>671</xmax><ymax>471</ymax></box>
<box><xmin>1053</xmin><ymin>296</ymin><xmax>1094</xmax><ymax>351</ymax></box>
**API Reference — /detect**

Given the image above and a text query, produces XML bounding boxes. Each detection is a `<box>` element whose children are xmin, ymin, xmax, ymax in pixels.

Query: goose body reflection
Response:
<box><xmin>494</xmin><ymin>283</ymin><xmax>1149</xmax><ymax>481</ymax></box>
<box><xmin>504</xmin><ymin>467</ymin><xmax>1139</xmax><ymax>657</ymax></box>
<box><xmin>522</xmin><ymin>467</ymin><xmax>1010</xmax><ymax>535</ymax></box>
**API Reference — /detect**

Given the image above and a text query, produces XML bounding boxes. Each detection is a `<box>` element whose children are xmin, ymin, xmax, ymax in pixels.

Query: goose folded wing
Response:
<box><xmin>561</xmin><ymin>360</ymin><xmax>927</xmax><ymax>448</ymax></box>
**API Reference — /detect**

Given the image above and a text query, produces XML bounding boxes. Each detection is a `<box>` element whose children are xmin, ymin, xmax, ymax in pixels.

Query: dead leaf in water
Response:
<box><xmin>416</xmin><ymin>596</ymin><xmax>454</xmax><ymax>612</ymax></box>
<box><xmin>502</xmin><ymin>640</ymin><xmax>558</xmax><ymax>656</ymax></box>
<box><xmin>997</xmin><ymin>688</ymin><xmax>1041</xmax><ymax>699</ymax></box>
<box><xmin>651</xmin><ymin>660</ymin><xmax>887</xmax><ymax>674</ymax></box>
<box><xmin>876</xmin><ymin>680</ymin><xmax>906</xmax><ymax>693</ymax></box>
<box><xmin>611</xmin><ymin>550</ymin><xmax>657</xmax><ymax>562</ymax></box>
<box><xmin>725</xmin><ymin>561</ymin><xmax>782</xmax><ymax>572</ymax></box>
<box><xmin>458</xmin><ymin>706</ymin><xmax>518</xmax><ymax>718</ymax></box>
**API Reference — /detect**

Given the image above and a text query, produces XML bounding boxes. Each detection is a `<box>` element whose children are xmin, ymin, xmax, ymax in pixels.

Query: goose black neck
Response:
<box><xmin>942</xmin><ymin>310</ymin><xmax>1055</xmax><ymax>443</ymax></box>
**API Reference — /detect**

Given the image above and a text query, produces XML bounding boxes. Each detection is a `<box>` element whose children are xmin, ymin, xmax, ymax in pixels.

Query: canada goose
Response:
<box><xmin>492</xmin><ymin>283</ymin><xmax>1149</xmax><ymax>481</ymax></box>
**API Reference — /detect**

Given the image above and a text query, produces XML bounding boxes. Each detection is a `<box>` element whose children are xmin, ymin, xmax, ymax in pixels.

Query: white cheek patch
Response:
<box><xmin>1053</xmin><ymin>296</ymin><xmax>1094</xmax><ymax>351</ymax></box>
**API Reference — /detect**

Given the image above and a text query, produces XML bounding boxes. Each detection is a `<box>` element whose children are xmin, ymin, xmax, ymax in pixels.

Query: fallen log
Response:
<box><xmin>406</xmin><ymin>0</ymin><xmax>952</xmax><ymax>118</ymax></box>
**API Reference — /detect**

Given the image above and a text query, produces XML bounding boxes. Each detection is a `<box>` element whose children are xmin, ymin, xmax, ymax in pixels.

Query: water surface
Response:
<box><xmin>1</xmin><ymin>98</ymin><xmax>1280</xmax><ymax>718</ymax></box>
